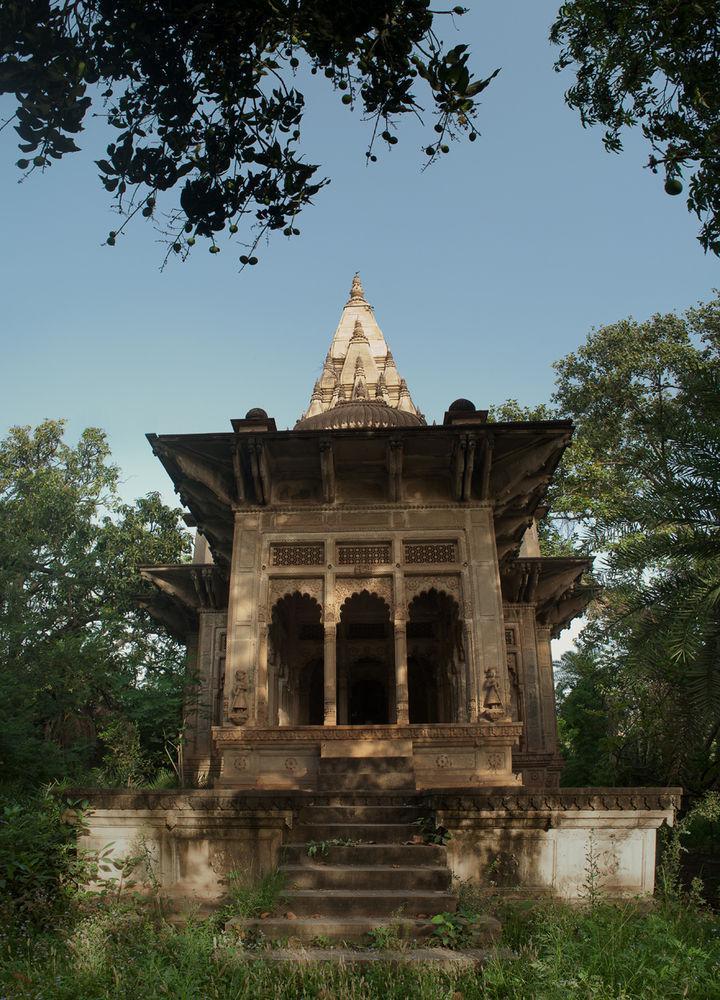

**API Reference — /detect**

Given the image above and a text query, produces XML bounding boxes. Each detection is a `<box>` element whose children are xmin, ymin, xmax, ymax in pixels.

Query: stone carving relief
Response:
<box><xmin>404</xmin><ymin>574</ymin><xmax>462</xmax><ymax>608</ymax></box>
<box><xmin>270</xmin><ymin>543</ymin><xmax>325</xmax><ymax>566</ymax></box>
<box><xmin>337</xmin><ymin>543</ymin><xmax>391</xmax><ymax>565</ymax></box>
<box><xmin>485</xmin><ymin>752</ymin><xmax>505</xmax><ymax>772</ymax></box>
<box><xmin>332</xmin><ymin>577</ymin><xmax>393</xmax><ymax>620</ymax></box>
<box><xmin>268</xmin><ymin>577</ymin><xmax>324</xmax><ymax>611</ymax></box>
<box><xmin>404</xmin><ymin>542</ymin><xmax>457</xmax><ymax>564</ymax></box>
<box><xmin>228</xmin><ymin>669</ymin><xmax>250</xmax><ymax>725</ymax></box>
<box><xmin>481</xmin><ymin>667</ymin><xmax>506</xmax><ymax>721</ymax></box>
<box><xmin>436</xmin><ymin>753</ymin><xmax>452</xmax><ymax>769</ymax></box>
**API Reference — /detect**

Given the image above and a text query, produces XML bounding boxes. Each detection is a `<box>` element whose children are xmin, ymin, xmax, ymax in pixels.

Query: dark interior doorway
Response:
<box><xmin>338</xmin><ymin>591</ymin><xmax>394</xmax><ymax>724</ymax></box>
<box><xmin>306</xmin><ymin>659</ymin><xmax>324</xmax><ymax>725</ymax></box>
<box><xmin>408</xmin><ymin>656</ymin><xmax>438</xmax><ymax>724</ymax></box>
<box><xmin>349</xmin><ymin>668</ymin><xmax>388</xmax><ymax>725</ymax></box>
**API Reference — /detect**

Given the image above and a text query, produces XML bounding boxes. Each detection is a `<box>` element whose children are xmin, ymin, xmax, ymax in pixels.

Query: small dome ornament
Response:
<box><xmin>349</xmin><ymin>272</ymin><xmax>366</xmax><ymax>302</ymax></box>
<box><xmin>350</xmin><ymin>318</ymin><xmax>368</xmax><ymax>342</ymax></box>
<box><xmin>449</xmin><ymin>398</ymin><xmax>476</xmax><ymax>413</ymax></box>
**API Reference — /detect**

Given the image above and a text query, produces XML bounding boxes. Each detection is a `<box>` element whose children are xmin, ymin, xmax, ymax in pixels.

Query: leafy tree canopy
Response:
<box><xmin>0</xmin><ymin>1</ymin><xmax>497</xmax><ymax>266</ymax></box>
<box><xmin>551</xmin><ymin>2</ymin><xmax>720</xmax><ymax>254</ymax></box>
<box><xmin>0</xmin><ymin>420</ymin><xmax>191</xmax><ymax>788</ymax></box>
<box><xmin>544</xmin><ymin>295</ymin><xmax>720</xmax><ymax>793</ymax></box>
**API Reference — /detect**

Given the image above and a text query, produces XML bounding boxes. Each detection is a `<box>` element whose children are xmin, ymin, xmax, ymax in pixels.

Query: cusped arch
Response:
<box><xmin>404</xmin><ymin>574</ymin><xmax>462</xmax><ymax>616</ymax></box>
<box><xmin>268</xmin><ymin>577</ymin><xmax>323</xmax><ymax>619</ymax></box>
<box><xmin>407</xmin><ymin>586</ymin><xmax>461</xmax><ymax>621</ymax></box>
<box><xmin>270</xmin><ymin>590</ymin><xmax>323</xmax><ymax>623</ymax></box>
<box><xmin>333</xmin><ymin>577</ymin><xmax>393</xmax><ymax>621</ymax></box>
<box><xmin>339</xmin><ymin>587</ymin><xmax>392</xmax><ymax>621</ymax></box>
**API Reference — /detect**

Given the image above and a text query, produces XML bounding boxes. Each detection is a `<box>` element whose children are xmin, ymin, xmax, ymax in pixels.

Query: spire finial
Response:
<box><xmin>350</xmin><ymin>318</ymin><xmax>368</xmax><ymax>342</ymax></box>
<box><xmin>350</xmin><ymin>272</ymin><xmax>365</xmax><ymax>302</ymax></box>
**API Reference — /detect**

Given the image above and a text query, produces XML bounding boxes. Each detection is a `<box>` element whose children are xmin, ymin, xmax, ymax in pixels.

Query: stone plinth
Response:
<box><xmin>72</xmin><ymin>786</ymin><xmax>681</xmax><ymax>903</ymax></box>
<box><xmin>212</xmin><ymin>722</ymin><xmax>523</xmax><ymax>790</ymax></box>
<box><xmin>430</xmin><ymin>788</ymin><xmax>682</xmax><ymax>899</ymax></box>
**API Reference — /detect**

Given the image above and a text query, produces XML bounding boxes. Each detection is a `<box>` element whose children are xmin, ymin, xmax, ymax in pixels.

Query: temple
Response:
<box><xmin>141</xmin><ymin>273</ymin><xmax>591</xmax><ymax>791</ymax></box>
<box><xmin>81</xmin><ymin>277</ymin><xmax>679</xmax><ymax>908</ymax></box>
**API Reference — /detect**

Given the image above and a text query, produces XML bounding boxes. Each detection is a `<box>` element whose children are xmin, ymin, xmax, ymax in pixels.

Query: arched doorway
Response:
<box><xmin>338</xmin><ymin>591</ymin><xmax>395</xmax><ymax>725</ymax></box>
<box><xmin>269</xmin><ymin>592</ymin><xmax>324</xmax><ymax>725</ymax></box>
<box><xmin>407</xmin><ymin>588</ymin><xmax>464</xmax><ymax>724</ymax></box>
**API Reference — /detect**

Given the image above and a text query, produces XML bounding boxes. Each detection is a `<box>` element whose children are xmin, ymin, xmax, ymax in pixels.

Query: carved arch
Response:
<box><xmin>403</xmin><ymin>574</ymin><xmax>462</xmax><ymax>611</ymax></box>
<box><xmin>268</xmin><ymin>577</ymin><xmax>323</xmax><ymax>615</ymax></box>
<box><xmin>332</xmin><ymin>577</ymin><xmax>393</xmax><ymax>621</ymax></box>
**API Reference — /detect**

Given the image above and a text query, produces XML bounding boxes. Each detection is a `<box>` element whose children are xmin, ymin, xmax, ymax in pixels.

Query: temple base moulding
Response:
<box><xmin>211</xmin><ymin>722</ymin><xmax>523</xmax><ymax>791</ymax></box>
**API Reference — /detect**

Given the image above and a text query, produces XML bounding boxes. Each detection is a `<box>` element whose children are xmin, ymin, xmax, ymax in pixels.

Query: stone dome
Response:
<box><xmin>448</xmin><ymin>398</ymin><xmax>476</xmax><ymax>413</ymax></box>
<box><xmin>295</xmin><ymin>399</ymin><xmax>425</xmax><ymax>432</ymax></box>
<box><xmin>245</xmin><ymin>407</ymin><xmax>269</xmax><ymax>420</ymax></box>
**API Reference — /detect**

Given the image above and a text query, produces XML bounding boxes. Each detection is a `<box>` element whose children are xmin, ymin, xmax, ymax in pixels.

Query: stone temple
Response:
<box><xmin>81</xmin><ymin>276</ymin><xmax>680</xmax><ymax>915</ymax></box>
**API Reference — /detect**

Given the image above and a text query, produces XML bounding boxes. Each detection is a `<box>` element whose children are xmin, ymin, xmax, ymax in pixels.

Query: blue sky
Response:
<box><xmin>1</xmin><ymin>0</ymin><xmax>717</xmax><ymax>518</ymax></box>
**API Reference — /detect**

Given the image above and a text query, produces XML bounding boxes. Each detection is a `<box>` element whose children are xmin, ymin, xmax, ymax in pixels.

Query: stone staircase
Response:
<box><xmin>229</xmin><ymin>747</ymin><xmax>500</xmax><ymax>958</ymax></box>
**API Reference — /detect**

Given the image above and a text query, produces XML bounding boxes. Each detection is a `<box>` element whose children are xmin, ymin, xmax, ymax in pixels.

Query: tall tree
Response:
<box><xmin>0</xmin><ymin>420</ymin><xmax>190</xmax><ymax>788</ymax></box>
<box><xmin>0</xmin><ymin>2</ymin><xmax>496</xmax><ymax>266</ymax></box>
<box><xmin>549</xmin><ymin>295</ymin><xmax>720</xmax><ymax>792</ymax></box>
<box><xmin>551</xmin><ymin>2</ymin><xmax>720</xmax><ymax>254</ymax></box>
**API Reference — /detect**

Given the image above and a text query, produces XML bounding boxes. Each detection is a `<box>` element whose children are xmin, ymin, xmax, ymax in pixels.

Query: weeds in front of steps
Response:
<box><xmin>367</xmin><ymin>915</ymin><xmax>407</xmax><ymax>951</ymax></box>
<box><xmin>414</xmin><ymin>815</ymin><xmax>452</xmax><ymax>846</ymax></box>
<box><xmin>305</xmin><ymin>836</ymin><xmax>361</xmax><ymax>859</ymax></box>
<box><xmin>2</xmin><ymin>895</ymin><xmax>720</xmax><ymax>999</ymax></box>
<box><xmin>220</xmin><ymin>868</ymin><xmax>285</xmax><ymax>919</ymax></box>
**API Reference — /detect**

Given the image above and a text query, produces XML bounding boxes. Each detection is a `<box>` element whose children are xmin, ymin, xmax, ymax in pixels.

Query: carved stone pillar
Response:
<box><xmin>255</xmin><ymin>622</ymin><xmax>269</xmax><ymax>726</ymax></box>
<box><xmin>394</xmin><ymin>621</ymin><xmax>409</xmax><ymax>724</ymax></box>
<box><xmin>536</xmin><ymin>624</ymin><xmax>560</xmax><ymax>754</ymax></box>
<box><xmin>463</xmin><ymin>619</ymin><xmax>479</xmax><ymax>721</ymax></box>
<box><xmin>323</xmin><ymin>624</ymin><xmax>337</xmax><ymax>725</ymax></box>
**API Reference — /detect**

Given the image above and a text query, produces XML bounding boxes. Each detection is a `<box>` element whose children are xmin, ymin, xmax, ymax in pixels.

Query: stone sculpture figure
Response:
<box><xmin>229</xmin><ymin>668</ymin><xmax>249</xmax><ymax>724</ymax></box>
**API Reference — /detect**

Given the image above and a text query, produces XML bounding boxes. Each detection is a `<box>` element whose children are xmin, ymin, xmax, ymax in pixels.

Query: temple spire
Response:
<box><xmin>348</xmin><ymin>272</ymin><xmax>366</xmax><ymax>304</ymax></box>
<box><xmin>297</xmin><ymin>274</ymin><xmax>423</xmax><ymax>425</ymax></box>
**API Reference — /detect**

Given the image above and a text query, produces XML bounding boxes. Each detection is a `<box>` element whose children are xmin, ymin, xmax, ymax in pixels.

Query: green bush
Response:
<box><xmin>222</xmin><ymin>868</ymin><xmax>285</xmax><ymax>919</ymax></box>
<box><xmin>0</xmin><ymin>789</ymin><xmax>88</xmax><ymax>927</ymax></box>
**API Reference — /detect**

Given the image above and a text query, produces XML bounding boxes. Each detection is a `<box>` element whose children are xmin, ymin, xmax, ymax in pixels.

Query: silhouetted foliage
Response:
<box><xmin>551</xmin><ymin>2</ymin><xmax>720</xmax><ymax>254</ymax></box>
<box><xmin>0</xmin><ymin>1</ymin><xmax>497</xmax><ymax>265</ymax></box>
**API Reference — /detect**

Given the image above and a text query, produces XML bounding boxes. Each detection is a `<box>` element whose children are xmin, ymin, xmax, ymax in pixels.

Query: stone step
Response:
<box><xmin>292</xmin><ymin>822</ymin><xmax>418</xmax><ymax>844</ymax></box>
<box><xmin>318</xmin><ymin>755</ymin><xmax>414</xmax><ymax>774</ymax></box>
<box><xmin>278</xmin><ymin>888</ymin><xmax>457</xmax><ymax>917</ymax></box>
<box><xmin>318</xmin><ymin>772</ymin><xmax>415</xmax><ymax>791</ymax></box>
<box><xmin>281</xmin><ymin>863</ymin><xmax>451</xmax><ymax>891</ymax></box>
<box><xmin>281</xmin><ymin>843</ymin><xmax>447</xmax><ymax>867</ymax></box>
<box><xmin>241</xmin><ymin>947</ymin><xmax>494</xmax><ymax>968</ymax></box>
<box><xmin>298</xmin><ymin>805</ymin><xmax>423</xmax><ymax>824</ymax></box>
<box><xmin>227</xmin><ymin>913</ymin><xmax>502</xmax><ymax>947</ymax></box>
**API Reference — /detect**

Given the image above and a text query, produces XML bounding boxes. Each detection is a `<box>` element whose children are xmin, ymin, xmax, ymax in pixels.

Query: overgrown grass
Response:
<box><xmin>221</xmin><ymin>868</ymin><xmax>285</xmax><ymax>919</ymax></box>
<box><xmin>1</xmin><ymin>896</ymin><xmax>719</xmax><ymax>999</ymax></box>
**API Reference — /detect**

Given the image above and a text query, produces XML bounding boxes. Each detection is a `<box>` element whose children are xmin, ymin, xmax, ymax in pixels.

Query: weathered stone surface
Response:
<box><xmin>92</xmin><ymin>275</ymin><xmax>678</xmax><ymax>908</ymax></box>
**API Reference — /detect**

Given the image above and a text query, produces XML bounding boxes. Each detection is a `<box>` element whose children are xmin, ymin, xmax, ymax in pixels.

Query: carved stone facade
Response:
<box><xmin>74</xmin><ymin>275</ymin><xmax>681</xmax><ymax>905</ymax></box>
<box><xmin>139</xmin><ymin>275</ymin><xmax>594</xmax><ymax>791</ymax></box>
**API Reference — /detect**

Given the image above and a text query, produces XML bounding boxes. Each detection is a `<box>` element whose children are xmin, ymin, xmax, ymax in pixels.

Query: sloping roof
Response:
<box><xmin>501</xmin><ymin>556</ymin><xmax>595</xmax><ymax>636</ymax></box>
